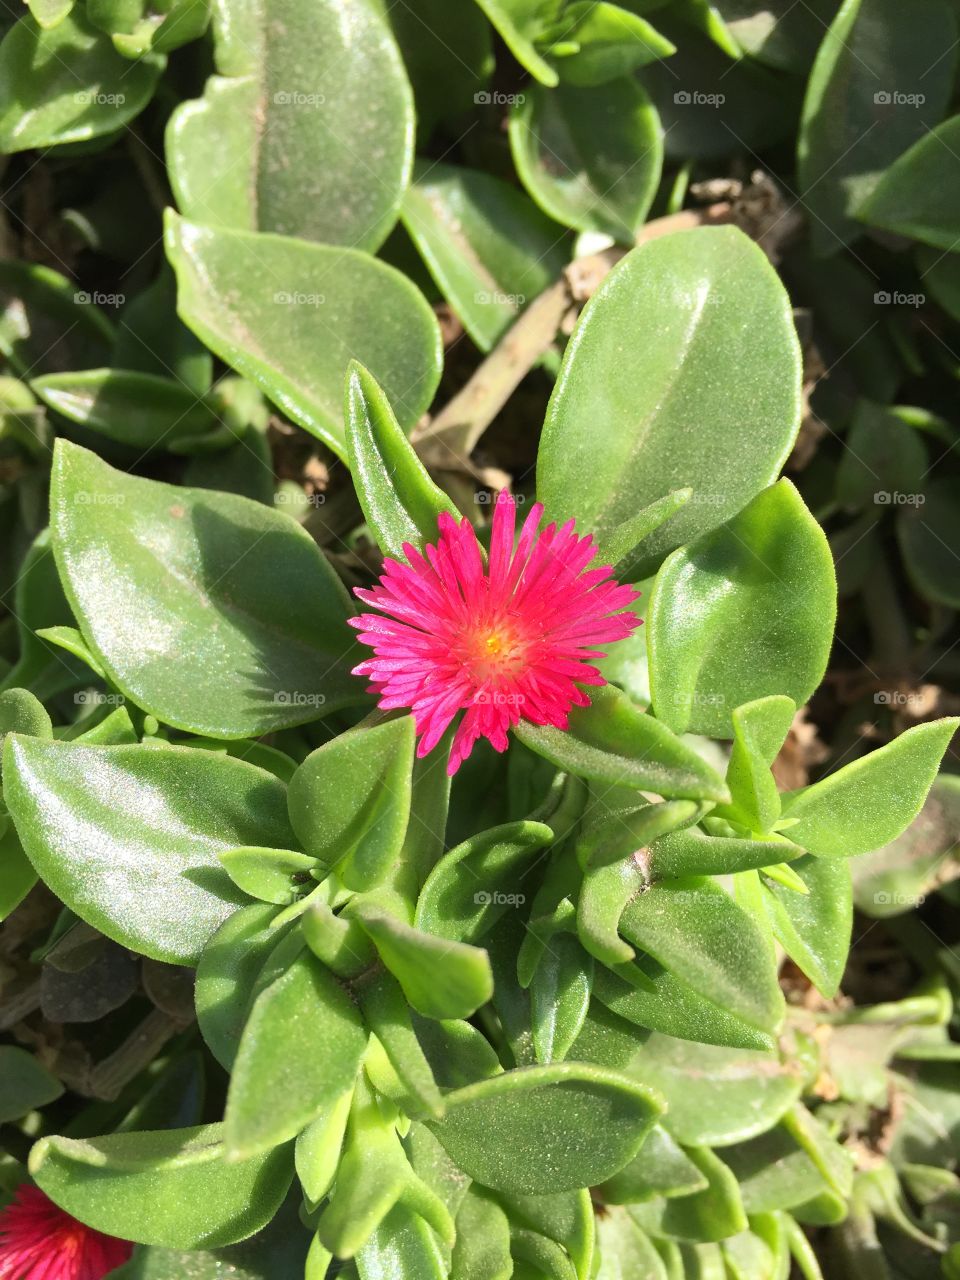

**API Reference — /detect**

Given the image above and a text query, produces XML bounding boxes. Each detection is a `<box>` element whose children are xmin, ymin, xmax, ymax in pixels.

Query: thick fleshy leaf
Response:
<box><xmin>859</xmin><ymin>113</ymin><xmax>960</xmax><ymax>250</ymax></box>
<box><xmin>618</xmin><ymin>878</ymin><xmax>785</xmax><ymax>1032</ymax></box>
<box><xmin>599</xmin><ymin>1123</ymin><xmax>707</xmax><ymax>1204</ymax></box>
<box><xmin>356</xmin><ymin>1204</ymin><xmax>447</xmax><ymax>1280</ymax></box>
<box><xmin>165</xmin><ymin>212</ymin><xmax>442</xmax><ymax>457</ymax></box>
<box><xmin>471</xmin><ymin>0</ymin><xmax>561</xmax><ymax>85</ymax></box>
<box><xmin>628</xmin><ymin>1034</ymin><xmax>805</xmax><ymax>1147</ymax></box>
<box><xmin>644</xmin><ymin>826</ymin><xmax>792</xmax><ymax>881</ymax></box>
<box><xmin>0</xmin><ymin>826</ymin><xmax>38</xmax><ymax>921</ymax></box>
<box><xmin>31</xmin><ymin>369</ymin><xmax>215</xmax><ymax>451</ymax></box>
<box><xmin>0</xmin><ymin>10</ymin><xmax>164</xmax><ymax>152</ymax></box>
<box><xmin>218</xmin><ymin>847</ymin><xmax>319</xmax><ymax>906</ymax></box>
<box><xmin>401</xmin><ymin>161</ymin><xmax>568</xmax><ymax>352</ymax></box>
<box><xmin>30</xmin><ymin>1125</ymin><xmax>294</xmax><ymax>1248</ymax></box>
<box><xmin>0</xmin><ymin>686</ymin><xmax>53</xmax><ymax>745</ymax></box>
<box><xmin>356</xmin><ymin>972</ymin><xmax>442</xmax><ymax>1119</ymax></box>
<box><xmin>715</xmin><ymin>0</ymin><xmax>835</xmax><ymax>71</ymax></box>
<box><xmin>764</xmin><ymin>854</ymin><xmax>852</xmax><ymax>997</ymax></box>
<box><xmin>353</xmin><ymin>904</ymin><xmax>493</xmax><ymax>1020</ymax></box>
<box><xmin>166</xmin><ymin>0</ymin><xmax>412</xmax><ymax>250</ymax></box>
<box><xmin>225</xmin><ymin>944</ymin><xmax>366</xmax><ymax>1157</ymax></box>
<box><xmin>0</xmin><ymin>1046</ymin><xmax>63</xmax><ymax>1121</ymax></box>
<box><xmin>647</xmin><ymin>482</ymin><xmax>836</xmax><ymax>738</ymax></box>
<box><xmin>452</xmin><ymin>1187</ymin><xmax>514</xmax><ymax>1280</ymax></box>
<box><xmin>781</xmin><ymin>719</ymin><xmax>959</xmax><ymax>858</ymax></box>
<box><xmin>628</xmin><ymin>1146</ymin><xmax>747</xmax><ymax>1242</ymax></box>
<box><xmin>287</xmin><ymin>718</ymin><xmax>414</xmax><ymax>890</ymax></box>
<box><xmin>427</xmin><ymin>1063</ymin><xmax>663</xmax><ymax>1195</ymax></box>
<box><xmin>530</xmin><ymin>932</ymin><xmax>593</xmax><ymax>1064</ymax></box>
<box><xmin>416</xmin><ymin>819</ymin><xmax>555</xmax><ymax>944</ymax></box>
<box><xmin>537</xmin><ymin>227</ymin><xmax>801</xmax><ymax>576</ymax></box>
<box><xmin>835</xmin><ymin>400</ymin><xmax>927</xmax><ymax>513</ymax></box>
<box><xmin>3</xmin><ymin>736</ymin><xmax>293</xmax><ymax>963</ymax></box>
<box><xmin>796</xmin><ymin>0</ymin><xmax>956</xmax><ymax>256</ymax></box>
<box><xmin>346</xmin><ymin>363</ymin><xmax>460</xmax><ymax>560</ymax></box>
<box><xmin>722</xmin><ymin>695</ymin><xmax>796</xmax><ymax>832</ymax></box>
<box><xmin>516</xmin><ymin>687</ymin><xmax>729</xmax><ymax>802</ymax></box>
<box><xmin>544</xmin><ymin>3</ymin><xmax>675</xmax><ymax>85</ymax></box>
<box><xmin>509</xmin><ymin>79</ymin><xmax>663</xmax><ymax>241</ymax></box>
<box><xmin>596</xmin><ymin>1207</ymin><xmax>668</xmax><ymax>1280</ymax></box>
<box><xmin>0</xmin><ymin>262</ymin><xmax>114</xmax><ymax>377</ymax></box>
<box><xmin>50</xmin><ymin>440</ymin><xmax>357</xmax><ymax>738</ymax></box>
<box><xmin>898</xmin><ymin>477</ymin><xmax>960</xmax><ymax>608</ymax></box>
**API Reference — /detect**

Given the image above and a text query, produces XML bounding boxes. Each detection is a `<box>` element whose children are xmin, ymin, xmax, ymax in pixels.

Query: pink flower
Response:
<box><xmin>350</xmin><ymin>493</ymin><xmax>640</xmax><ymax>774</ymax></box>
<box><xmin>0</xmin><ymin>1186</ymin><xmax>132</xmax><ymax>1280</ymax></box>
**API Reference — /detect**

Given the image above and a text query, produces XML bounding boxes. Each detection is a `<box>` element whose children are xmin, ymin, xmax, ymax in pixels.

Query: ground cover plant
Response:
<box><xmin>0</xmin><ymin>1</ymin><xmax>959</xmax><ymax>1277</ymax></box>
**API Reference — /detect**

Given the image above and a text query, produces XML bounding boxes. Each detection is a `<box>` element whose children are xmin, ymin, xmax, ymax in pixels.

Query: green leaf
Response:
<box><xmin>346</xmin><ymin>363</ymin><xmax>460</xmax><ymax>560</ymax></box>
<box><xmin>720</xmin><ymin>695</ymin><xmax>796</xmax><ymax>834</ymax></box>
<box><xmin>515</xmin><ymin>686</ymin><xmax>730</xmax><ymax>802</ymax></box>
<box><xmin>538</xmin><ymin>227</ymin><xmax>801</xmax><ymax>576</ymax></box>
<box><xmin>452</xmin><ymin>1187</ymin><xmax>514</xmax><ymax>1280</ymax></box>
<box><xmin>356</xmin><ymin>1204</ymin><xmax>447</xmax><ymax>1280</ymax></box>
<box><xmin>296</xmin><ymin>1089</ymin><xmax>353</xmax><ymax>1205</ymax></box>
<box><xmin>645</xmin><ymin>826</ymin><xmax>793</xmax><ymax>880</ymax></box>
<box><xmin>0</xmin><ymin>262</ymin><xmax>114</xmax><ymax>378</ymax></box>
<box><xmin>224</xmin><ymin>945</ymin><xmax>366</xmax><ymax>1157</ymax></box>
<box><xmin>764</xmin><ymin>854</ymin><xmax>852</xmax><ymax>997</ymax></box>
<box><xmin>401</xmin><ymin>161</ymin><xmax>568</xmax><ymax>352</ymax></box>
<box><xmin>599</xmin><ymin>1123</ymin><xmax>708</xmax><ymax>1205</ymax></box>
<box><xmin>714</xmin><ymin>0</ymin><xmax>835</xmax><ymax>72</ymax></box>
<box><xmin>596</xmin><ymin>1207</ymin><xmax>668</xmax><ymax>1280</ymax></box>
<box><xmin>835</xmin><ymin>400</ymin><xmax>927</xmax><ymax>513</ymax></box>
<box><xmin>619</xmin><ymin>878</ymin><xmax>785</xmax><ymax>1032</ymax></box>
<box><xmin>218</xmin><ymin>847</ymin><xmax>319</xmax><ymax>906</ymax></box>
<box><xmin>859</xmin><ymin>113</ymin><xmax>960</xmax><ymax>249</ymax></box>
<box><xmin>628</xmin><ymin>1033</ymin><xmax>804</xmax><ymax>1147</ymax></box>
<box><xmin>416</xmin><ymin>819</ymin><xmax>555</xmax><ymax>944</ymax></box>
<box><xmin>26</xmin><ymin>0</ymin><xmax>74</xmax><ymax>29</ymax></box>
<box><xmin>0</xmin><ymin>11</ymin><xmax>164</xmax><ymax>152</ymax></box>
<box><xmin>287</xmin><ymin>718</ymin><xmax>414</xmax><ymax>891</ymax></box>
<box><xmin>509</xmin><ymin>79</ymin><xmax>663</xmax><ymax>241</ymax></box>
<box><xmin>898</xmin><ymin>477</ymin><xmax>960</xmax><ymax>608</ymax></box>
<box><xmin>0</xmin><ymin>825</ymin><xmax>39</xmax><ymax>921</ymax></box>
<box><xmin>51</xmin><ymin>440</ymin><xmax>357</xmax><ymax>738</ymax></box>
<box><xmin>647</xmin><ymin>481</ymin><xmax>835</xmax><ymax>738</ymax></box>
<box><xmin>166</xmin><ymin>0</ymin><xmax>412</xmax><ymax>250</ymax></box>
<box><xmin>195</xmin><ymin>903</ymin><xmax>287</xmax><ymax>1069</ymax></box>
<box><xmin>0</xmin><ymin>1045</ymin><xmax>63</xmax><ymax>1121</ymax></box>
<box><xmin>796</xmin><ymin>0</ymin><xmax>957</xmax><ymax>255</ymax></box>
<box><xmin>721</xmin><ymin>1125</ymin><xmax>835</xmax><ymax>1214</ymax></box>
<box><xmin>356</xmin><ymin>971</ymin><xmax>443</xmax><ymax>1119</ymax></box>
<box><xmin>30</xmin><ymin>1124</ymin><xmax>293</xmax><ymax>1248</ymax></box>
<box><xmin>165</xmin><ymin>211</ymin><xmax>442</xmax><ymax>459</ymax></box>
<box><xmin>0</xmin><ymin>686</ymin><xmax>53</xmax><ymax>746</ymax></box>
<box><xmin>470</xmin><ymin>0</ymin><xmax>561</xmax><ymax>85</ymax></box>
<box><xmin>544</xmin><ymin>3</ymin><xmax>675</xmax><ymax>85</ymax></box>
<box><xmin>353</xmin><ymin>904</ymin><xmax>493</xmax><ymax>1021</ymax></box>
<box><xmin>3</xmin><ymin>737</ymin><xmax>293</xmax><ymax>963</ymax></box>
<box><xmin>780</xmin><ymin>718</ymin><xmax>960</xmax><ymax>858</ymax></box>
<box><xmin>628</xmin><ymin>1146</ymin><xmax>747</xmax><ymax>1242</ymax></box>
<box><xmin>530</xmin><ymin>932</ymin><xmax>593</xmax><ymax>1064</ymax></box>
<box><xmin>427</xmin><ymin>1063</ymin><xmax>663</xmax><ymax>1195</ymax></box>
<box><xmin>31</xmin><ymin>369</ymin><xmax>216</xmax><ymax>451</ymax></box>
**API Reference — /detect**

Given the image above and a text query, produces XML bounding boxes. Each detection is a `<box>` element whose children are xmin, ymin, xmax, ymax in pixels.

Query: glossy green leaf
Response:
<box><xmin>538</xmin><ymin>227</ymin><xmax>801</xmax><ymax>576</ymax></box>
<box><xmin>796</xmin><ymin>0</ymin><xmax>956</xmax><ymax>255</ymax></box>
<box><xmin>0</xmin><ymin>10</ymin><xmax>164</xmax><ymax>152</ymax></box>
<box><xmin>898</xmin><ymin>477</ymin><xmax>960</xmax><ymax>608</ymax></box>
<box><xmin>545</xmin><ymin>3</ymin><xmax>675</xmax><ymax>85</ymax></box>
<box><xmin>356</xmin><ymin>971</ymin><xmax>442</xmax><ymax>1119</ymax></box>
<box><xmin>428</xmin><ymin>1063</ymin><xmax>663</xmax><ymax>1195</ymax></box>
<box><xmin>619</xmin><ymin>878</ymin><xmax>784</xmax><ymax>1032</ymax></box>
<box><xmin>781</xmin><ymin>718</ymin><xmax>960</xmax><ymax>858</ymax></box>
<box><xmin>471</xmin><ymin>0</ymin><xmax>560</xmax><ymax>85</ymax></box>
<box><xmin>628</xmin><ymin>1033</ymin><xmax>804</xmax><ymax>1147</ymax></box>
<box><xmin>600</xmin><ymin>1123</ymin><xmax>708</xmax><ymax>1204</ymax></box>
<box><xmin>0</xmin><ymin>262</ymin><xmax>114</xmax><ymax>378</ymax></box>
<box><xmin>296</xmin><ymin>1089</ymin><xmax>353</xmax><ymax>1205</ymax></box>
<box><xmin>51</xmin><ymin>440</ymin><xmax>357</xmax><ymax>738</ymax></box>
<box><xmin>859</xmin><ymin>114</ymin><xmax>960</xmax><ymax>250</ymax></box>
<box><xmin>530</xmin><ymin>932</ymin><xmax>593</xmax><ymax>1064</ymax></box>
<box><xmin>356</xmin><ymin>1203</ymin><xmax>447</xmax><ymax>1280</ymax></box>
<box><xmin>218</xmin><ymin>847</ymin><xmax>319</xmax><ymax>905</ymax></box>
<box><xmin>516</xmin><ymin>686</ymin><xmax>729</xmax><ymax>802</ymax></box>
<box><xmin>3</xmin><ymin>737</ymin><xmax>293</xmax><ymax>963</ymax></box>
<box><xmin>416</xmin><ymin>819</ymin><xmax>555</xmax><ymax>944</ymax></box>
<box><xmin>346</xmin><ymin>362</ymin><xmax>459</xmax><ymax>560</ymax></box>
<box><xmin>401</xmin><ymin>160</ymin><xmax>568</xmax><ymax>351</ymax></box>
<box><xmin>0</xmin><ymin>686</ymin><xmax>53</xmax><ymax>746</ymax></box>
<box><xmin>166</xmin><ymin>0</ymin><xmax>412</xmax><ymax>250</ymax></box>
<box><xmin>452</xmin><ymin>1187</ymin><xmax>514</xmax><ymax>1280</ymax></box>
<box><xmin>195</xmin><ymin>903</ymin><xmax>286</xmax><ymax>1068</ymax></box>
<box><xmin>30</xmin><ymin>1124</ymin><xmax>293</xmax><ymax>1248</ymax></box>
<box><xmin>225</xmin><ymin>944</ymin><xmax>366</xmax><ymax>1157</ymax></box>
<box><xmin>354</xmin><ymin>903</ymin><xmax>493</xmax><ymax>1020</ymax></box>
<box><xmin>32</xmin><ymin>369</ymin><xmax>215</xmax><ymax>450</ymax></box>
<box><xmin>0</xmin><ymin>1046</ymin><xmax>63</xmax><ymax>1121</ymax></box>
<box><xmin>510</xmin><ymin>79</ymin><xmax>663</xmax><ymax>241</ymax></box>
<box><xmin>596</xmin><ymin>1207</ymin><xmax>668</xmax><ymax>1280</ymax></box>
<box><xmin>287</xmin><ymin>718</ymin><xmax>414</xmax><ymax>890</ymax></box>
<box><xmin>764</xmin><ymin>854</ymin><xmax>852</xmax><ymax>997</ymax></box>
<box><xmin>648</xmin><ymin>481</ymin><xmax>835</xmax><ymax>738</ymax></box>
<box><xmin>165</xmin><ymin>212</ymin><xmax>442</xmax><ymax>458</ymax></box>
<box><xmin>0</xmin><ymin>826</ymin><xmax>38</xmax><ymax>921</ymax></box>
<box><xmin>723</xmin><ymin>695</ymin><xmax>795</xmax><ymax>832</ymax></box>
<box><xmin>628</xmin><ymin>1146</ymin><xmax>747</xmax><ymax>1243</ymax></box>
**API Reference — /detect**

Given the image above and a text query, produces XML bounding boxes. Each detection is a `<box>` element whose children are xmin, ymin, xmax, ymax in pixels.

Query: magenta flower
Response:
<box><xmin>350</xmin><ymin>492</ymin><xmax>640</xmax><ymax>774</ymax></box>
<box><xmin>0</xmin><ymin>1185</ymin><xmax>132</xmax><ymax>1279</ymax></box>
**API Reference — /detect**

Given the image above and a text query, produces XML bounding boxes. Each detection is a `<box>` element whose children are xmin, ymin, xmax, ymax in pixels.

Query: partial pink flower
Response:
<box><xmin>0</xmin><ymin>1185</ymin><xmax>132</xmax><ymax>1280</ymax></box>
<box><xmin>350</xmin><ymin>492</ymin><xmax>640</xmax><ymax>774</ymax></box>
